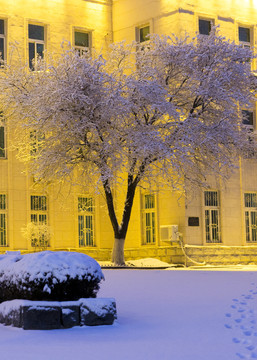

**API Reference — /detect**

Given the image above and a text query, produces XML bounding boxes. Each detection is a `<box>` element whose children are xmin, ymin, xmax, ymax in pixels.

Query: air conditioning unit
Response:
<box><xmin>160</xmin><ymin>225</ymin><xmax>180</xmax><ymax>242</ymax></box>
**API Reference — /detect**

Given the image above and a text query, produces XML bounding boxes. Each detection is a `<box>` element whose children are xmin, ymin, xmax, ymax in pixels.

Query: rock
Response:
<box><xmin>80</xmin><ymin>298</ymin><xmax>117</xmax><ymax>326</ymax></box>
<box><xmin>61</xmin><ymin>305</ymin><xmax>80</xmax><ymax>328</ymax></box>
<box><xmin>22</xmin><ymin>305</ymin><xmax>62</xmax><ymax>330</ymax></box>
<box><xmin>0</xmin><ymin>298</ymin><xmax>117</xmax><ymax>329</ymax></box>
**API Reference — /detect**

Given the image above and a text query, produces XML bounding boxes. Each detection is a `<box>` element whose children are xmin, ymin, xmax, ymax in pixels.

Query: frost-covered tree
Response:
<box><xmin>0</xmin><ymin>31</ymin><xmax>256</xmax><ymax>265</ymax></box>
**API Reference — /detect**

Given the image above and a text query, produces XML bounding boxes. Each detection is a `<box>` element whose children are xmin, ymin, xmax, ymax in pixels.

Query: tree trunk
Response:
<box><xmin>112</xmin><ymin>237</ymin><xmax>125</xmax><ymax>265</ymax></box>
<box><xmin>102</xmin><ymin>172</ymin><xmax>140</xmax><ymax>266</ymax></box>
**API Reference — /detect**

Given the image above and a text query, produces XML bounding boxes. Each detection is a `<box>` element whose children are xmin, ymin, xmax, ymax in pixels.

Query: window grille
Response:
<box><xmin>78</xmin><ymin>197</ymin><xmax>94</xmax><ymax>247</ymax></box>
<box><xmin>31</xmin><ymin>195</ymin><xmax>47</xmax><ymax>212</ymax></box>
<box><xmin>245</xmin><ymin>193</ymin><xmax>257</xmax><ymax>242</ymax></box>
<box><xmin>142</xmin><ymin>194</ymin><xmax>156</xmax><ymax>244</ymax></box>
<box><xmin>0</xmin><ymin>194</ymin><xmax>7</xmax><ymax>246</ymax></box>
<box><xmin>204</xmin><ymin>191</ymin><xmax>221</xmax><ymax>243</ymax></box>
<box><xmin>30</xmin><ymin>195</ymin><xmax>48</xmax><ymax>247</ymax></box>
<box><xmin>30</xmin><ymin>130</ymin><xmax>45</xmax><ymax>156</ymax></box>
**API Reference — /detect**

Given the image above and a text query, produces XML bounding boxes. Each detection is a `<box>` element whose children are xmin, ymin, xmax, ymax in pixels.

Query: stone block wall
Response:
<box><xmin>0</xmin><ymin>298</ymin><xmax>117</xmax><ymax>330</ymax></box>
<box><xmin>184</xmin><ymin>245</ymin><xmax>257</xmax><ymax>266</ymax></box>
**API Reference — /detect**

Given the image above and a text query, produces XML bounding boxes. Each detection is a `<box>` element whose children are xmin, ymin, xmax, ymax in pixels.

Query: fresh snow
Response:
<box><xmin>0</xmin><ymin>298</ymin><xmax>116</xmax><ymax>318</ymax></box>
<box><xmin>99</xmin><ymin>257</ymin><xmax>173</xmax><ymax>268</ymax></box>
<box><xmin>0</xmin><ymin>251</ymin><xmax>104</xmax><ymax>290</ymax></box>
<box><xmin>0</xmin><ymin>268</ymin><xmax>256</xmax><ymax>359</ymax></box>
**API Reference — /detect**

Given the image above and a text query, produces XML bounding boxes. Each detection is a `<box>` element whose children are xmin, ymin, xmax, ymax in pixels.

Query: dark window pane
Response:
<box><xmin>0</xmin><ymin>38</ymin><xmax>4</xmax><ymax>61</ymax></box>
<box><xmin>199</xmin><ymin>19</ymin><xmax>211</xmax><ymax>35</ymax></box>
<box><xmin>75</xmin><ymin>32</ymin><xmax>89</xmax><ymax>47</ymax></box>
<box><xmin>239</xmin><ymin>27</ymin><xmax>250</xmax><ymax>43</ymax></box>
<box><xmin>0</xmin><ymin>195</ymin><xmax>6</xmax><ymax>210</ymax></box>
<box><xmin>139</xmin><ymin>26</ymin><xmax>150</xmax><ymax>43</ymax></box>
<box><xmin>29</xmin><ymin>42</ymin><xmax>35</xmax><ymax>69</ymax></box>
<box><xmin>36</xmin><ymin>43</ymin><xmax>44</xmax><ymax>58</ymax></box>
<box><xmin>0</xmin><ymin>127</ymin><xmax>5</xmax><ymax>158</ymax></box>
<box><xmin>242</xmin><ymin>110</ymin><xmax>254</xmax><ymax>126</ymax></box>
<box><xmin>204</xmin><ymin>191</ymin><xmax>218</xmax><ymax>207</ymax></box>
<box><xmin>29</xmin><ymin>24</ymin><xmax>44</xmax><ymax>40</ymax></box>
<box><xmin>0</xmin><ymin>20</ymin><xmax>4</xmax><ymax>35</ymax></box>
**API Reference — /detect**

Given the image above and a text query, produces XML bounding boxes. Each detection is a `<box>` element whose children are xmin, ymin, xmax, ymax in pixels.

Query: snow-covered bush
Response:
<box><xmin>0</xmin><ymin>251</ymin><xmax>104</xmax><ymax>302</ymax></box>
<box><xmin>21</xmin><ymin>222</ymin><xmax>51</xmax><ymax>250</ymax></box>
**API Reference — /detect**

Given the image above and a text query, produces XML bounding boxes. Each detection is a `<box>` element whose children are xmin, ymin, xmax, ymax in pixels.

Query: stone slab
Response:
<box><xmin>0</xmin><ymin>298</ymin><xmax>117</xmax><ymax>330</ymax></box>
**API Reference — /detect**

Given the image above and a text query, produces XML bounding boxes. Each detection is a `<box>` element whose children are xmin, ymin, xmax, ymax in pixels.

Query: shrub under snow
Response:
<box><xmin>0</xmin><ymin>251</ymin><xmax>104</xmax><ymax>302</ymax></box>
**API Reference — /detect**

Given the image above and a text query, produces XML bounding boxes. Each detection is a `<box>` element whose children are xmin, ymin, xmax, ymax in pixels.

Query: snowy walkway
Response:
<box><xmin>0</xmin><ymin>269</ymin><xmax>256</xmax><ymax>360</ymax></box>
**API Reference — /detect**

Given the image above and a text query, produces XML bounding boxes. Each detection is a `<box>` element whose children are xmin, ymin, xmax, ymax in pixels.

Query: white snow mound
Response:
<box><xmin>127</xmin><ymin>258</ymin><xmax>171</xmax><ymax>267</ymax></box>
<box><xmin>0</xmin><ymin>251</ymin><xmax>104</xmax><ymax>285</ymax></box>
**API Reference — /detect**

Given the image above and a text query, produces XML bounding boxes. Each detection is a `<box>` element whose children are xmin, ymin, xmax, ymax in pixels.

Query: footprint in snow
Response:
<box><xmin>225</xmin><ymin>283</ymin><xmax>257</xmax><ymax>359</ymax></box>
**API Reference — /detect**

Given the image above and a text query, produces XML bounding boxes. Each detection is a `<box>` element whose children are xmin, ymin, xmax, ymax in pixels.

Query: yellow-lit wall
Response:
<box><xmin>0</xmin><ymin>0</ymin><xmax>115</xmax><ymax>252</ymax></box>
<box><xmin>1</xmin><ymin>0</ymin><xmax>257</xmax><ymax>262</ymax></box>
<box><xmin>112</xmin><ymin>0</ymin><xmax>257</xmax><ymax>251</ymax></box>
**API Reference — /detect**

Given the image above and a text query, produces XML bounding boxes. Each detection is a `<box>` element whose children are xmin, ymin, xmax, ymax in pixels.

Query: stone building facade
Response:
<box><xmin>0</xmin><ymin>0</ymin><xmax>257</xmax><ymax>265</ymax></box>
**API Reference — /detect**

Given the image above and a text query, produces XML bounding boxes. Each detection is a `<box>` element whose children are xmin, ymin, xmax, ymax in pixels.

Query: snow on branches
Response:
<box><xmin>0</xmin><ymin>31</ymin><xmax>256</xmax><ymax>264</ymax></box>
<box><xmin>1</xmin><ymin>32</ymin><xmax>256</xmax><ymax>189</ymax></box>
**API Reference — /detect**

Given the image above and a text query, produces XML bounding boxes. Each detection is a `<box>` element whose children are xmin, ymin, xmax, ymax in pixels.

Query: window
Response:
<box><xmin>0</xmin><ymin>112</ymin><xmax>5</xmax><ymax>158</ymax></box>
<box><xmin>74</xmin><ymin>30</ymin><xmax>90</xmax><ymax>56</ymax></box>
<box><xmin>142</xmin><ymin>194</ymin><xmax>156</xmax><ymax>244</ymax></box>
<box><xmin>239</xmin><ymin>27</ymin><xmax>251</xmax><ymax>48</ymax></box>
<box><xmin>204</xmin><ymin>191</ymin><xmax>221</xmax><ymax>243</ymax></box>
<box><xmin>28</xmin><ymin>24</ymin><xmax>45</xmax><ymax>70</ymax></box>
<box><xmin>136</xmin><ymin>24</ymin><xmax>150</xmax><ymax>45</ymax></box>
<box><xmin>199</xmin><ymin>19</ymin><xmax>212</xmax><ymax>35</ymax></box>
<box><xmin>78</xmin><ymin>197</ymin><xmax>94</xmax><ymax>247</ymax></box>
<box><xmin>242</xmin><ymin>110</ymin><xmax>254</xmax><ymax>127</ymax></box>
<box><xmin>0</xmin><ymin>195</ymin><xmax>7</xmax><ymax>246</ymax></box>
<box><xmin>139</xmin><ymin>25</ymin><xmax>150</xmax><ymax>43</ymax></box>
<box><xmin>0</xmin><ymin>19</ymin><xmax>5</xmax><ymax>62</ymax></box>
<box><xmin>30</xmin><ymin>130</ymin><xmax>45</xmax><ymax>156</ymax></box>
<box><xmin>242</xmin><ymin>109</ymin><xmax>255</xmax><ymax>158</ymax></box>
<box><xmin>31</xmin><ymin>195</ymin><xmax>47</xmax><ymax>224</ymax></box>
<box><xmin>245</xmin><ymin>193</ymin><xmax>257</xmax><ymax>242</ymax></box>
<box><xmin>30</xmin><ymin>195</ymin><xmax>48</xmax><ymax>247</ymax></box>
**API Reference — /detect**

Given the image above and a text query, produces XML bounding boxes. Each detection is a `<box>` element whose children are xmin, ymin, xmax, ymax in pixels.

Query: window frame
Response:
<box><xmin>73</xmin><ymin>28</ymin><xmax>91</xmax><ymax>56</ymax></box>
<box><xmin>28</xmin><ymin>23</ymin><xmax>46</xmax><ymax>70</ymax></box>
<box><xmin>0</xmin><ymin>18</ymin><xmax>6</xmax><ymax>63</ymax></box>
<box><xmin>238</xmin><ymin>25</ymin><xmax>252</xmax><ymax>48</ymax></box>
<box><xmin>242</xmin><ymin>109</ymin><xmax>255</xmax><ymax>129</ymax></box>
<box><xmin>30</xmin><ymin>195</ymin><xmax>48</xmax><ymax>224</ymax></box>
<box><xmin>203</xmin><ymin>190</ymin><xmax>222</xmax><ymax>244</ymax></box>
<box><xmin>0</xmin><ymin>194</ymin><xmax>7</xmax><ymax>247</ymax></box>
<box><xmin>0</xmin><ymin>112</ymin><xmax>6</xmax><ymax>159</ymax></box>
<box><xmin>244</xmin><ymin>192</ymin><xmax>257</xmax><ymax>243</ymax></box>
<box><xmin>141</xmin><ymin>193</ymin><xmax>157</xmax><ymax>245</ymax></box>
<box><xmin>135</xmin><ymin>23</ymin><xmax>150</xmax><ymax>44</ymax></box>
<box><xmin>30</xmin><ymin>195</ymin><xmax>49</xmax><ymax>248</ymax></box>
<box><xmin>241</xmin><ymin>108</ymin><xmax>256</xmax><ymax>158</ymax></box>
<box><xmin>198</xmin><ymin>18</ymin><xmax>214</xmax><ymax>36</ymax></box>
<box><xmin>78</xmin><ymin>196</ymin><xmax>95</xmax><ymax>247</ymax></box>
<box><xmin>29</xmin><ymin>130</ymin><xmax>45</xmax><ymax>156</ymax></box>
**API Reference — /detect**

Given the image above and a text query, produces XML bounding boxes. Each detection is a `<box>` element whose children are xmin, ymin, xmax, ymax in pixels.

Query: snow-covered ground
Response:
<box><xmin>0</xmin><ymin>268</ymin><xmax>257</xmax><ymax>360</ymax></box>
